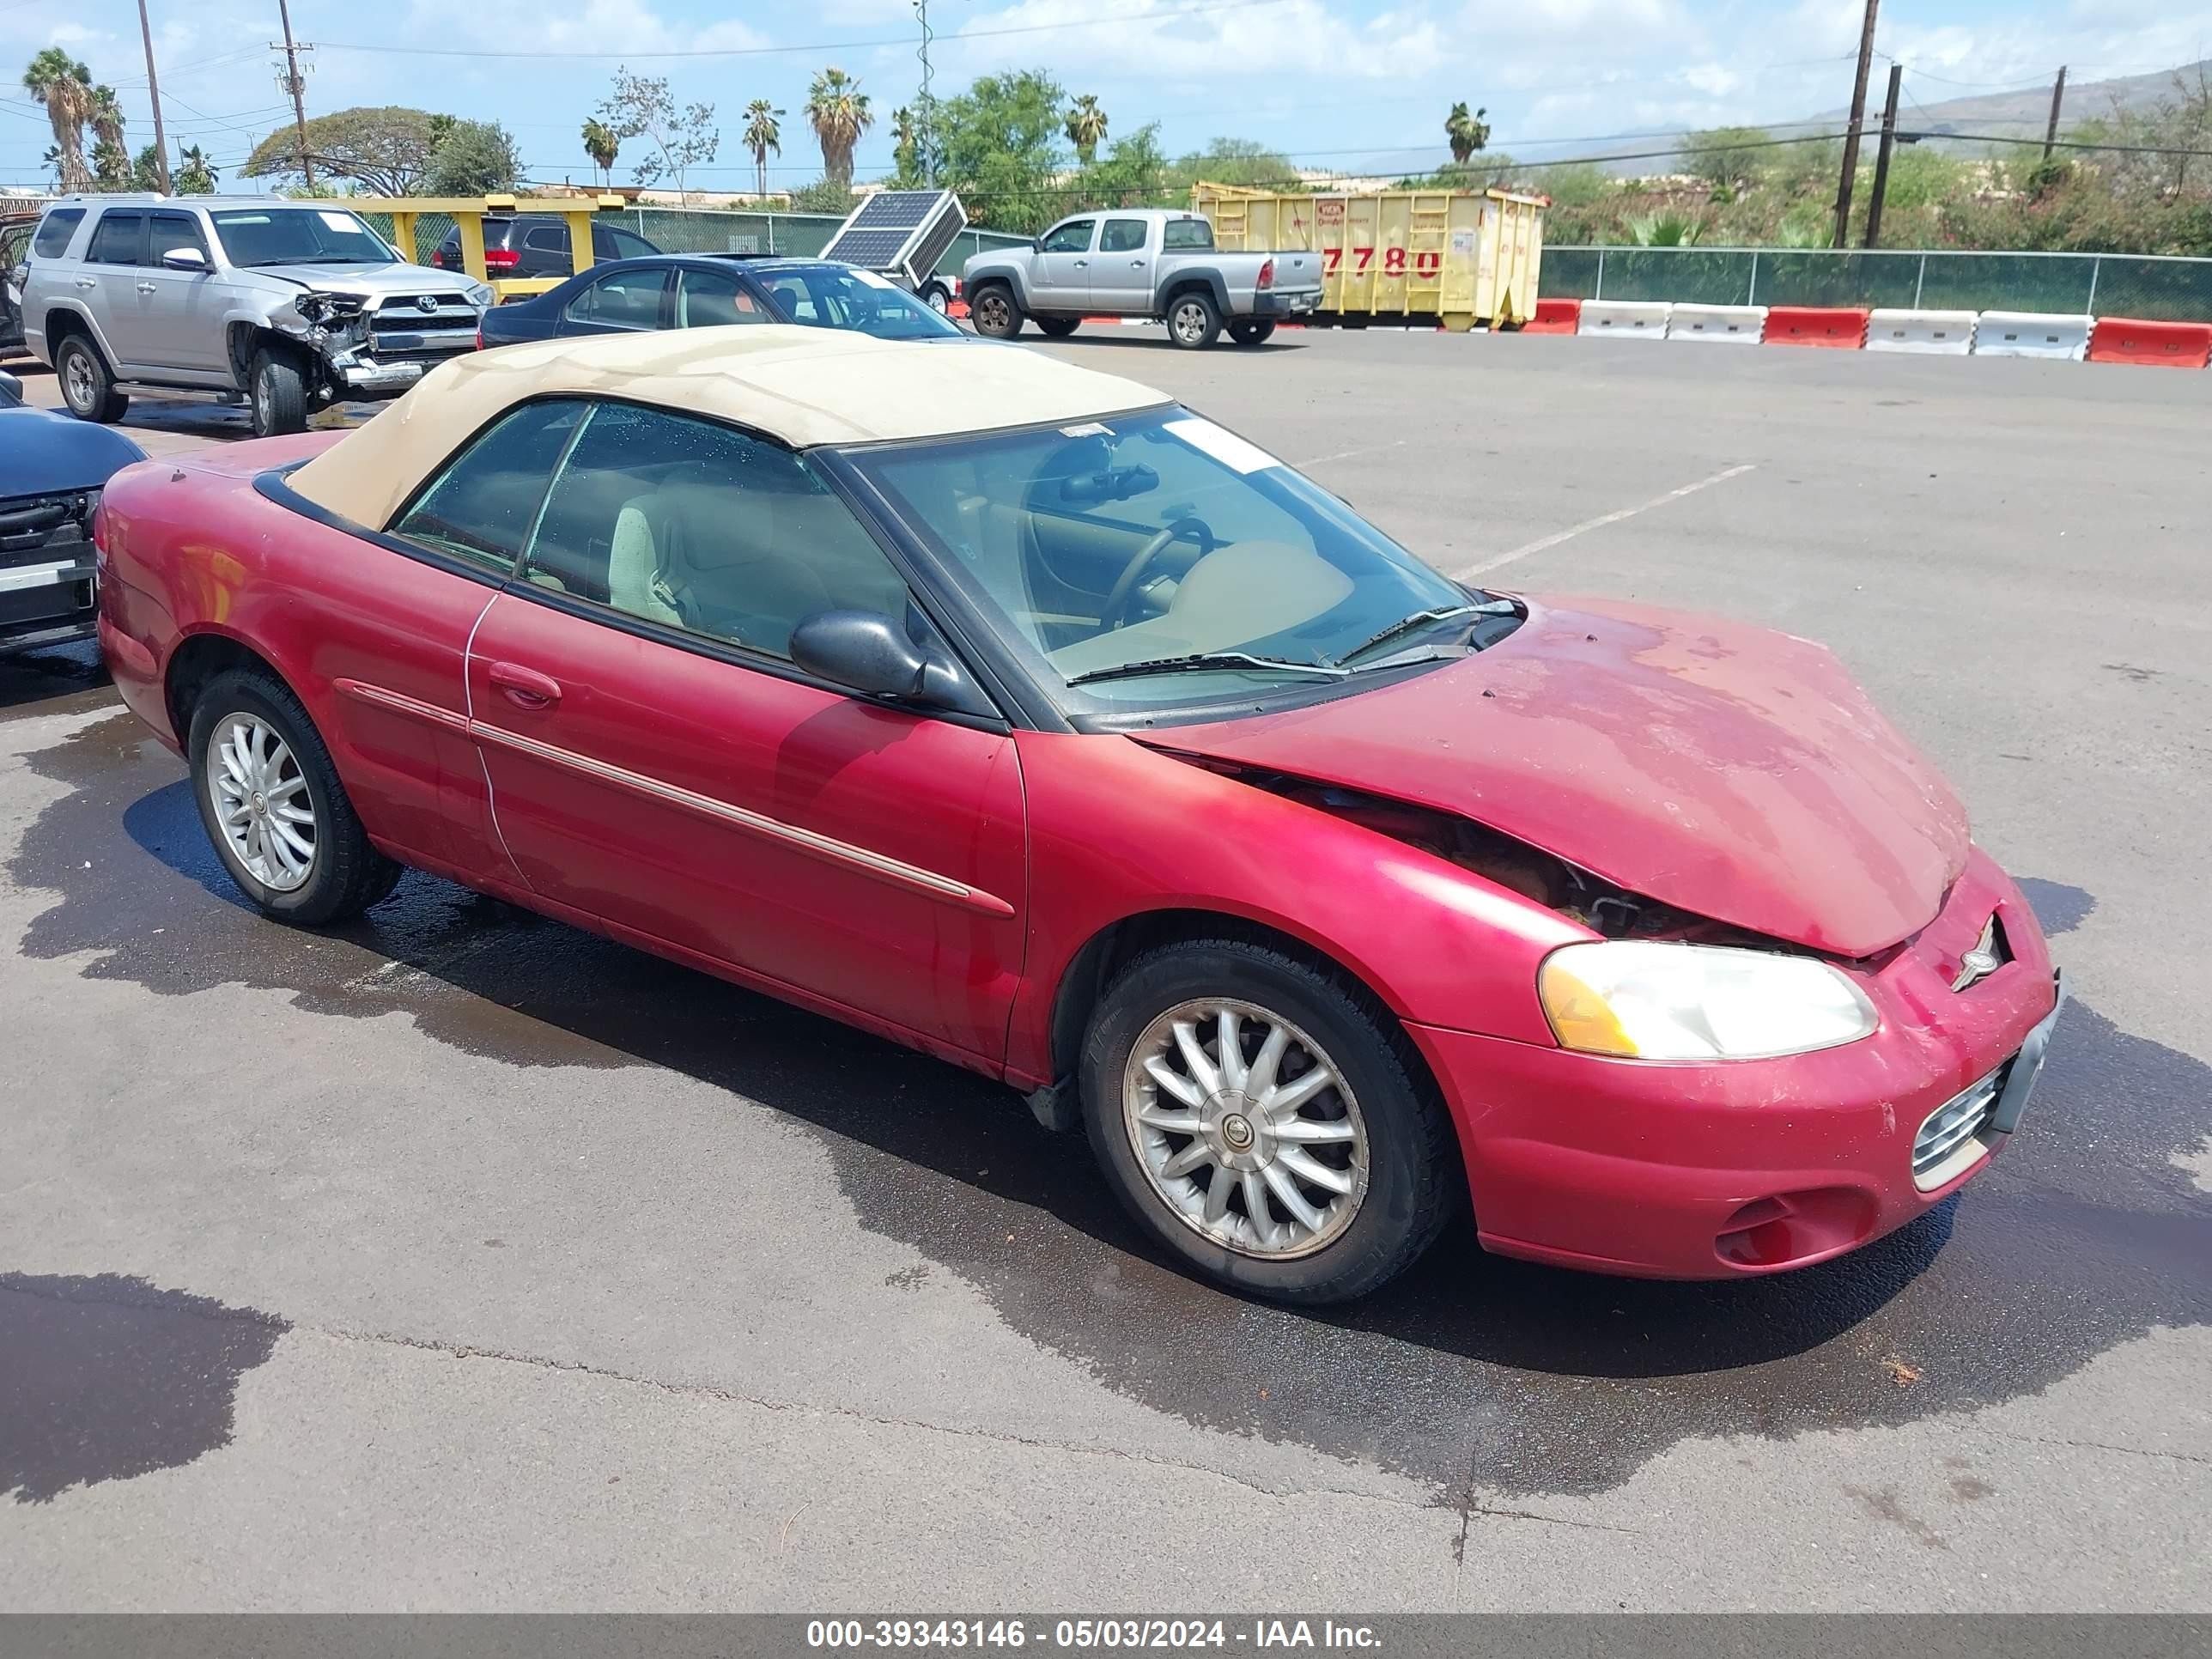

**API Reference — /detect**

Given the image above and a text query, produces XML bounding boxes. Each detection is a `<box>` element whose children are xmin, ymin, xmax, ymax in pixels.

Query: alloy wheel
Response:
<box><xmin>976</xmin><ymin>292</ymin><xmax>1012</xmax><ymax>332</ymax></box>
<box><xmin>1171</xmin><ymin>301</ymin><xmax>1209</xmax><ymax>345</ymax></box>
<box><xmin>1122</xmin><ymin>997</ymin><xmax>1369</xmax><ymax>1260</ymax></box>
<box><xmin>64</xmin><ymin>349</ymin><xmax>94</xmax><ymax>412</ymax></box>
<box><xmin>206</xmin><ymin>713</ymin><xmax>318</xmax><ymax>891</ymax></box>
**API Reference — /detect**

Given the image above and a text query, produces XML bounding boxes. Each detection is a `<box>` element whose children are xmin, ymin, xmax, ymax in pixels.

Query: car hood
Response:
<box><xmin>1146</xmin><ymin>597</ymin><xmax>1968</xmax><ymax>957</ymax></box>
<box><xmin>0</xmin><ymin>404</ymin><xmax>148</xmax><ymax>498</ymax></box>
<box><xmin>255</xmin><ymin>261</ymin><xmax>470</xmax><ymax>297</ymax></box>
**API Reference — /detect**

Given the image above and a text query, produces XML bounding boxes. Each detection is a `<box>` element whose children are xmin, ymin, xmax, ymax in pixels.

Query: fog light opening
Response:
<box><xmin>1715</xmin><ymin>1188</ymin><xmax>1879</xmax><ymax>1270</ymax></box>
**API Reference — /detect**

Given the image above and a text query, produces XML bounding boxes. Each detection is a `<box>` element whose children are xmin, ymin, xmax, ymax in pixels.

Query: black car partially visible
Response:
<box><xmin>0</xmin><ymin>368</ymin><xmax>147</xmax><ymax>658</ymax></box>
<box><xmin>2</xmin><ymin>215</ymin><xmax>33</xmax><ymax>357</ymax></box>
<box><xmin>430</xmin><ymin>214</ymin><xmax>662</xmax><ymax>278</ymax></box>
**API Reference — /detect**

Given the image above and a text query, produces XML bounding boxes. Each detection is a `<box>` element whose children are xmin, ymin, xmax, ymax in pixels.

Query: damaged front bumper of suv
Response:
<box><xmin>283</xmin><ymin>289</ymin><xmax>483</xmax><ymax>401</ymax></box>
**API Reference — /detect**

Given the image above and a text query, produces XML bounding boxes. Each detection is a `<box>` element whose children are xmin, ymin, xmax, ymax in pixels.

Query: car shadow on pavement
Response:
<box><xmin>13</xmin><ymin>709</ymin><xmax>2211</xmax><ymax>1498</ymax></box>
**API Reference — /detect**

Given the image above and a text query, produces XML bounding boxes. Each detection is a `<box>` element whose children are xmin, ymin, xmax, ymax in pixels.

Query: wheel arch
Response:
<box><xmin>1158</xmin><ymin>270</ymin><xmax>1230</xmax><ymax>317</ymax></box>
<box><xmin>165</xmin><ymin>629</ymin><xmax>293</xmax><ymax>747</ymax></box>
<box><xmin>227</xmin><ymin>319</ymin><xmax>305</xmax><ymax>390</ymax></box>
<box><xmin>41</xmin><ymin>305</ymin><xmax>110</xmax><ymax>367</ymax></box>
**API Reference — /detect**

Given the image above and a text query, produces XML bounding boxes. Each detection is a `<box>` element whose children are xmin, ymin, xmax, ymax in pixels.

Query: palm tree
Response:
<box><xmin>1444</xmin><ymin>100</ymin><xmax>1491</xmax><ymax>166</ymax></box>
<box><xmin>87</xmin><ymin>83</ymin><xmax>130</xmax><ymax>188</ymax></box>
<box><xmin>580</xmin><ymin>118</ymin><xmax>619</xmax><ymax>188</ymax></box>
<box><xmin>175</xmin><ymin>143</ymin><xmax>219</xmax><ymax>193</ymax></box>
<box><xmin>890</xmin><ymin>106</ymin><xmax>917</xmax><ymax>180</ymax></box>
<box><xmin>1065</xmin><ymin>94</ymin><xmax>1108</xmax><ymax>166</ymax></box>
<box><xmin>23</xmin><ymin>48</ymin><xmax>95</xmax><ymax>193</ymax></box>
<box><xmin>742</xmin><ymin>100</ymin><xmax>783</xmax><ymax>199</ymax></box>
<box><xmin>805</xmin><ymin>68</ymin><xmax>872</xmax><ymax>191</ymax></box>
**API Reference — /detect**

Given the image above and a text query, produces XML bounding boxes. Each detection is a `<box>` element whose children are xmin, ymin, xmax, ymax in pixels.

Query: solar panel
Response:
<box><xmin>822</xmin><ymin>190</ymin><xmax>969</xmax><ymax>283</ymax></box>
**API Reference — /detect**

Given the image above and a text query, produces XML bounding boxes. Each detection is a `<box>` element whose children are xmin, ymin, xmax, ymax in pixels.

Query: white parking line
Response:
<box><xmin>1452</xmin><ymin>463</ymin><xmax>1757</xmax><ymax>580</ymax></box>
<box><xmin>1296</xmin><ymin>439</ymin><xmax>1408</xmax><ymax>468</ymax></box>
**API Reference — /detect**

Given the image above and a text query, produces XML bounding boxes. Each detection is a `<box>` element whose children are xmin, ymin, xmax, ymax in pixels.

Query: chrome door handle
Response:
<box><xmin>136</xmin><ymin>282</ymin><xmax>157</xmax><ymax>294</ymax></box>
<box><xmin>1130</xmin><ymin>260</ymin><xmax>1147</xmax><ymax>268</ymax></box>
<box><xmin>74</xmin><ymin>277</ymin><xmax>96</xmax><ymax>289</ymax></box>
<box><xmin>1073</xmin><ymin>258</ymin><xmax>1088</xmax><ymax>268</ymax></box>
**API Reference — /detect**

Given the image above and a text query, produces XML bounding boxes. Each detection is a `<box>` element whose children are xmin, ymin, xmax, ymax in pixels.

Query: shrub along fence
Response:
<box><xmin>1539</xmin><ymin>247</ymin><xmax>2212</xmax><ymax>324</ymax></box>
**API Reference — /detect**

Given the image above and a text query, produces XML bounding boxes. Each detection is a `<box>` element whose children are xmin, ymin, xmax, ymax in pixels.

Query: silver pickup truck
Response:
<box><xmin>962</xmin><ymin>209</ymin><xmax>1320</xmax><ymax>349</ymax></box>
<box><xmin>20</xmin><ymin>194</ymin><xmax>489</xmax><ymax>437</ymax></box>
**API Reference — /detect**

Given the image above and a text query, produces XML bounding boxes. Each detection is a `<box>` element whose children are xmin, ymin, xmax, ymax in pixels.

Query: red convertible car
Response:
<box><xmin>94</xmin><ymin>327</ymin><xmax>2063</xmax><ymax>1304</ymax></box>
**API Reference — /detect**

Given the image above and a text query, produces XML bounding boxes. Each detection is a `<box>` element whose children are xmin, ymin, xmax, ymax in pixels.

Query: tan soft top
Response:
<box><xmin>287</xmin><ymin>325</ymin><xmax>1170</xmax><ymax>531</ymax></box>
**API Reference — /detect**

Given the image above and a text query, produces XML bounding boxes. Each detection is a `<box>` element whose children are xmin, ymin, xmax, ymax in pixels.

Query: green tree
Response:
<box><xmin>580</xmin><ymin>118</ymin><xmax>620</xmax><ymax>188</ymax></box>
<box><xmin>596</xmin><ymin>67</ymin><xmax>718</xmax><ymax>200</ymax></box>
<box><xmin>742</xmin><ymin>100</ymin><xmax>783</xmax><ymax>198</ymax></box>
<box><xmin>1164</xmin><ymin>137</ymin><xmax>1299</xmax><ymax>196</ymax></box>
<box><xmin>787</xmin><ymin>177</ymin><xmax>856</xmax><ymax>213</ymax></box>
<box><xmin>174</xmin><ymin>143</ymin><xmax>218</xmax><ymax>194</ymax></box>
<box><xmin>805</xmin><ymin>67</ymin><xmax>872</xmax><ymax>190</ymax></box>
<box><xmin>425</xmin><ymin>119</ymin><xmax>523</xmax><ymax>195</ymax></box>
<box><xmin>86</xmin><ymin>83</ymin><xmax>131</xmax><ymax>188</ymax></box>
<box><xmin>243</xmin><ymin>106</ymin><xmax>444</xmax><ymax>196</ymax></box>
<box><xmin>23</xmin><ymin>49</ymin><xmax>95</xmax><ymax>193</ymax></box>
<box><xmin>1065</xmin><ymin>94</ymin><xmax>1108</xmax><ymax>165</ymax></box>
<box><xmin>1074</xmin><ymin>122</ymin><xmax>1165</xmax><ymax>208</ymax></box>
<box><xmin>1680</xmin><ymin>125</ymin><xmax>1772</xmax><ymax>193</ymax></box>
<box><xmin>1444</xmin><ymin>100</ymin><xmax>1490</xmax><ymax>165</ymax></box>
<box><xmin>936</xmin><ymin>70</ymin><xmax>1066</xmax><ymax>234</ymax></box>
<box><xmin>890</xmin><ymin>106</ymin><xmax>920</xmax><ymax>185</ymax></box>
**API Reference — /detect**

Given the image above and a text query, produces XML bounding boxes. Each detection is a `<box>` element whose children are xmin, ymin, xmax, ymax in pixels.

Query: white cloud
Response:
<box><xmin>943</xmin><ymin>0</ymin><xmax>1442</xmax><ymax>82</ymax></box>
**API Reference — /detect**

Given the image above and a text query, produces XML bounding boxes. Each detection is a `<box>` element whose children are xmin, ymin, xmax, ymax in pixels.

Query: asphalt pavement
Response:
<box><xmin>2</xmin><ymin>336</ymin><xmax>2207</xmax><ymax>1610</ymax></box>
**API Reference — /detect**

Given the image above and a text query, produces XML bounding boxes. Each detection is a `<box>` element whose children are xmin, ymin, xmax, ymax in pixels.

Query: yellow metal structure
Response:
<box><xmin>350</xmin><ymin>193</ymin><xmax>629</xmax><ymax>301</ymax></box>
<box><xmin>1192</xmin><ymin>183</ymin><xmax>1547</xmax><ymax>331</ymax></box>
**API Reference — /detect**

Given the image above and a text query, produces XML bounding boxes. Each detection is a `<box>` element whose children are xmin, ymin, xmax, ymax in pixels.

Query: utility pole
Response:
<box><xmin>2042</xmin><ymin>66</ymin><xmax>2069</xmax><ymax>159</ymax></box>
<box><xmin>1863</xmin><ymin>64</ymin><xmax>1903</xmax><ymax>248</ymax></box>
<box><xmin>274</xmin><ymin>0</ymin><xmax>316</xmax><ymax>191</ymax></box>
<box><xmin>1832</xmin><ymin>0</ymin><xmax>1881</xmax><ymax>249</ymax></box>
<box><xmin>136</xmin><ymin>0</ymin><xmax>173</xmax><ymax>195</ymax></box>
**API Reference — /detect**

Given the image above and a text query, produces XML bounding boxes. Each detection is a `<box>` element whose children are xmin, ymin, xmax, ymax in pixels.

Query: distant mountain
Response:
<box><xmin>1809</xmin><ymin>59</ymin><xmax>2207</xmax><ymax>148</ymax></box>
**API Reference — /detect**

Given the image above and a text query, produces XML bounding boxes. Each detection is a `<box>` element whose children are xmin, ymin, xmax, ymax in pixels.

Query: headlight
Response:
<box><xmin>1537</xmin><ymin>941</ymin><xmax>1877</xmax><ymax>1060</ymax></box>
<box><xmin>466</xmin><ymin>282</ymin><xmax>495</xmax><ymax>308</ymax></box>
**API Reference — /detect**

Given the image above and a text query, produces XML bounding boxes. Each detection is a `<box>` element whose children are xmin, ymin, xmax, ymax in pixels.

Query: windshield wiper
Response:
<box><xmin>1332</xmin><ymin>599</ymin><xmax>1518</xmax><ymax>667</ymax></box>
<box><xmin>1066</xmin><ymin>651</ymin><xmax>1352</xmax><ymax>688</ymax></box>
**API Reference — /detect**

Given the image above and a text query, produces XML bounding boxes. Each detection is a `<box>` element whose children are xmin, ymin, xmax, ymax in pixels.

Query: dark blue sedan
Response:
<box><xmin>1</xmin><ymin>366</ymin><xmax>146</xmax><ymax>658</ymax></box>
<box><xmin>477</xmin><ymin>256</ymin><xmax>968</xmax><ymax>349</ymax></box>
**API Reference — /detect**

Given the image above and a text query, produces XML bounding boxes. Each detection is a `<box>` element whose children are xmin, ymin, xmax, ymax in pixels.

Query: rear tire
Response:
<box><xmin>186</xmin><ymin>668</ymin><xmax>399</xmax><ymax>926</ymax></box>
<box><xmin>1227</xmin><ymin>319</ymin><xmax>1277</xmax><ymax>346</ymax></box>
<box><xmin>920</xmin><ymin>281</ymin><xmax>951</xmax><ymax>314</ymax></box>
<box><xmin>1079</xmin><ymin>938</ymin><xmax>1457</xmax><ymax>1304</ymax></box>
<box><xmin>969</xmin><ymin>283</ymin><xmax>1022</xmax><ymax>339</ymax></box>
<box><xmin>1036</xmin><ymin>317</ymin><xmax>1081</xmax><ymax>338</ymax></box>
<box><xmin>248</xmin><ymin>348</ymin><xmax>308</xmax><ymax>438</ymax></box>
<box><xmin>1166</xmin><ymin>290</ymin><xmax>1222</xmax><ymax>349</ymax></box>
<box><xmin>55</xmin><ymin>334</ymin><xmax>128</xmax><ymax>422</ymax></box>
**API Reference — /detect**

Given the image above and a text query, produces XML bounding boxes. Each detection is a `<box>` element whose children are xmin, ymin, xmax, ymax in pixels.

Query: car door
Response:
<box><xmin>558</xmin><ymin>264</ymin><xmax>671</xmax><ymax>336</ymax></box>
<box><xmin>1030</xmin><ymin>218</ymin><xmax>1097</xmax><ymax>312</ymax></box>
<box><xmin>521</xmin><ymin>222</ymin><xmax>571</xmax><ymax>277</ymax></box>
<box><xmin>672</xmin><ymin>264</ymin><xmax>771</xmax><ymax>329</ymax></box>
<box><xmin>461</xmin><ymin>398</ymin><xmax>1027</xmax><ymax>1062</ymax></box>
<box><xmin>76</xmin><ymin>210</ymin><xmax>145</xmax><ymax>371</ymax></box>
<box><xmin>1</xmin><ymin>222</ymin><xmax>31</xmax><ymax>351</ymax></box>
<box><xmin>135</xmin><ymin>211</ymin><xmax>225</xmax><ymax>375</ymax></box>
<box><xmin>1087</xmin><ymin>217</ymin><xmax>1155</xmax><ymax>315</ymax></box>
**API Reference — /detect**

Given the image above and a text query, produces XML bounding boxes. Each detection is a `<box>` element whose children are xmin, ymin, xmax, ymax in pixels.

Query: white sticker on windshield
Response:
<box><xmin>1060</xmin><ymin>421</ymin><xmax>1112</xmax><ymax>438</ymax></box>
<box><xmin>317</xmin><ymin>210</ymin><xmax>356</xmax><ymax>233</ymax></box>
<box><xmin>848</xmin><ymin>268</ymin><xmax>896</xmax><ymax>289</ymax></box>
<box><xmin>1164</xmin><ymin>416</ymin><xmax>1282</xmax><ymax>475</ymax></box>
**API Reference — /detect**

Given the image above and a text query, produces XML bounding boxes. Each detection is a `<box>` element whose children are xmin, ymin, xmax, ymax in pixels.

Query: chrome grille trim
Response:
<box><xmin>1911</xmin><ymin>1064</ymin><xmax>2008</xmax><ymax>1190</ymax></box>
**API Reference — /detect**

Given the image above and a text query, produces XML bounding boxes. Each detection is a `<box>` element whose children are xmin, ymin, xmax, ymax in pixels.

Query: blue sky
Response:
<box><xmin>3</xmin><ymin>0</ymin><xmax>2209</xmax><ymax>191</ymax></box>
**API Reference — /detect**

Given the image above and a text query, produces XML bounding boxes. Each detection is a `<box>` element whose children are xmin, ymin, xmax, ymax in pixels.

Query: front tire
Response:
<box><xmin>187</xmin><ymin>668</ymin><xmax>399</xmax><ymax>925</ymax></box>
<box><xmin>969</xmin><ymin>283</ymin><xmax>1022</xmax><ymax>339</ymax></box>
<box><xmin>1227</xmin><ymin>319</ymin><xmax>1277</xmax><ymax>346</ymax></box>
<box><xmin>1079</xmin><ymin>939</ymin><xmax>1457</xmax><ymax>1304</ymax></box>
<box><xmin>55</xmin><ymin>335</ymin><xmax>128</xmax><ymax>422</ymax></box>
<box><xmin>248</xmin><ymin>348</ymin><xmax>308</xmax><ymax>437</ymax></box>
<box><xmin>1166</xmin><ymin>290</ymin><xmax>1222</xmax><ymax>349</ymax></box>
<box><xmin>921</xmin><ymin>281</ymin><xmax>951</xmax><ymax>314</ymax></box>
<box><xmin>1036</xmin><ymin>317</ymin><xmax>1081</xmax><ymax>338</ymax></box>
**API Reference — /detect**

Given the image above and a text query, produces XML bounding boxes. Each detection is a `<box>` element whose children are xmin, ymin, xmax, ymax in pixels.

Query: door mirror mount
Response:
<box><xmin>160</xmin><ymin>246</ymin><xmax>208</xmax><ymax>272</ymax></box>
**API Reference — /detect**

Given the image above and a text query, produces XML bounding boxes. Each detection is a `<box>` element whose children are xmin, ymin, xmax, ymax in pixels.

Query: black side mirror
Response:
<box><xmin>792</xmin><ymin>609</ymin><xmax>977</xmax><ymax>712</ymax></box>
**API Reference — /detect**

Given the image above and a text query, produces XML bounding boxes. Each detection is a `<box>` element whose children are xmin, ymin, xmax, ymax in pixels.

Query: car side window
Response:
<box><xmin>1039</xmin><ymin>220</ymin><xmax>1095</xmax><ymax>255</ymax></box>
<box><xmin>609</xmin><ymin>228</ymin><xmax>658</xmax><ymax>259</ymax></box>
<box><xmin>564</xmin><ymin>267</ymin><xmax>665</xmax><ymax>329</ymax></box>
<box><xmin>524</xmin><ymin>224</ymin><xmax>568</xmax><ymax>253</ymax></box>
<box><xmin>387</xmin><ymin>399</ymin><xmax>591</xmax><ymax>572</ymax></box>
<box><xmin>519</xmin><ymin>401</ymin><xmax>911</xmax><ymax>662</ymax></box>
<box><xmin>147</xmin><ymin>212</ymin><xmax>210</xmax><ymax>266</ymax></box>
<box><xmin>85</xmin><ymin>211</ymin><xmax>144</xmax><ymax>266</ymax></box>
<box><xmin>676</xmin><ymin>267</ymin><xmax>768</xmax><ymax>327</ymax></box>
<box><xmin>33</xmin><ymin>208</ymin><xmax>85</xmax><ymax>258</ymax></box>
<box><xmin>1162</xmin><ymin>218</ymin><xmax>1214</xmax><ymax>251</ymax></box>
<box><xmin>1099</xmin><ymin>219</ymin><xmax>1148</xmax><ymax>254</ymax></box>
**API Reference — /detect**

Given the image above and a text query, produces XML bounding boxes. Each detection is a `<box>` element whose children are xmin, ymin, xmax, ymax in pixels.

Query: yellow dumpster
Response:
<box><xmin>1192</xmin><ymin>183</ymin><xmax>1547</xmax><ymax>332</ymax></box>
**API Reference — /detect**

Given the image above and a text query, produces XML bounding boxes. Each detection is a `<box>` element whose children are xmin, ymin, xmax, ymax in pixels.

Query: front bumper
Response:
<box><xmin>324</xmin><ymin>343</ymin><xmax>477</xmax><ymax>398</ymax></box>
<box><xmin>0</xmin><ymin>553</ymin><xmax>98</xmax><ymax>656</ymax></box>
<box><xmin>1407</xmin><ymin>848</ymin><xmax>2062</xmax><ymax>1279</ymax></box>
<box><xmin>1252</xmin><ymin>290</ymin><xmax>1322</xmax><ymax>317</ymax></box>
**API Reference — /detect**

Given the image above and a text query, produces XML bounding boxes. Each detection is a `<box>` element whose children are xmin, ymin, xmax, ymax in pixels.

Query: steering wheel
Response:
<box><xmin>1101</xmin><ymin>517</ymin><xmax>1216</xmax><ymax>629</ymax></box>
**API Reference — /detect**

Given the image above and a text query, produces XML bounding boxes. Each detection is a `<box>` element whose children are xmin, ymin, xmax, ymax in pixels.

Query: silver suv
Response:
<box><xmin>21</xmin><ymin>195</ymin><xmax>491</xmax><ymax>436</ymax></box>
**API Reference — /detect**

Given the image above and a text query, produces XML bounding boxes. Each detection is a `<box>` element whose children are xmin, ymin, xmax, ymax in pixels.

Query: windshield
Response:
<box><xmin>847</xmin><ymin>406</ymin><xmax>1482</xmax><ymax>716</ymax></box>
<box><xmin>759</xmin><ymin>265</ymin><xmax>962</xmax><ymax>340</ymax></box>
<box><xmin>209</xmin><ymin>207</ymin><xmax>398</xmax><ymax>267</ymax></box>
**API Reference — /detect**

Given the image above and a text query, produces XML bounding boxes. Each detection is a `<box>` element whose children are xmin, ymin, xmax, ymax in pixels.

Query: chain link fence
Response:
<box><xmin>359</xmin><ymin>206</ymin><xmax>1028</xmax><ymax>277</ymax></box>
<box><xmin>1540</xmin><ymin>247</ymin><xmax>2212</xmax><ymax>321</ymax></box>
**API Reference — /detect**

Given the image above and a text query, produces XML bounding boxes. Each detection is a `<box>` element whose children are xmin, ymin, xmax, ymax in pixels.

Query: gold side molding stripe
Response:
<box><xmin>333</xmin><ymin>678</ymin><xmax>471</xmax><ymax>734</ymax></box>
<box><xmin>471</xmin><ymin>719</ymin><xmax>1016</xmax><ymax>918</ymax></box>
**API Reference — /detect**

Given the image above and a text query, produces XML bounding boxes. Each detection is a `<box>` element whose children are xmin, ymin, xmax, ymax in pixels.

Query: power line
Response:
<box><xmin>315</xmin><ymin>0</ymin><xmax>1297</xmax><ymax>61</ymax></box>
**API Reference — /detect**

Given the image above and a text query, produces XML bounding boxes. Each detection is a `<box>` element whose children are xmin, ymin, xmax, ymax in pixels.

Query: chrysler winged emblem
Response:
<box><xmin>1953</xmin><ymin>917</ymin><xmax>2003</xmax><ymax>992</ymax></box>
